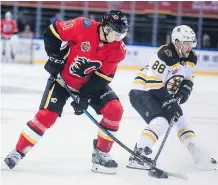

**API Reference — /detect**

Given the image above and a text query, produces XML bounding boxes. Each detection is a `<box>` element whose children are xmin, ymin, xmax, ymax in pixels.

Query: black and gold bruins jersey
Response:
<box><xmin>132</xmin><ymin>43</ymin><xmax>197</xmax><ymax>98</ymax></box>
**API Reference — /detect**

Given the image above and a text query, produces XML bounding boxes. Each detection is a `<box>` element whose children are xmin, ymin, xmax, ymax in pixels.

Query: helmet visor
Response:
<box><xmin>115</xmin><ymin>31</ymin><xmax>127</xmax><ymax>41</ymax></box>
<box><xmin>182</xmin><ymin>39</ymin><xmax>197</xmax><ymax>48</ymax></box>
<box><xmin>106</xmin><ymin>25</ymin><xmax>127</xmax><ymax>41</ymax></box>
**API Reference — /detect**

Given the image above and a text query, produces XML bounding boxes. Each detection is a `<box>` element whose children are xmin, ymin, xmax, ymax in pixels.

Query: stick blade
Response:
<box><xmin>148</xmin><ymin>168</ymin><xmax>168</xmax><ymax>179</ymax></box>
<box><xmin>148</xmin><ymin>168</ymin><xmax>188</xmax><ymax>180</ymax></box>
<box><xmin>166</xmin><ymin>171</ymin><xmax>189</xmax><ymax>180</ymax></box>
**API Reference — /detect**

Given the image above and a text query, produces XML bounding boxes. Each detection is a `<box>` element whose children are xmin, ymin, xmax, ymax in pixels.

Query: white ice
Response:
<box><xmin>1</xmin><ymin>63</ymin><xmax>218</xmax><ymax>185</ymax></box>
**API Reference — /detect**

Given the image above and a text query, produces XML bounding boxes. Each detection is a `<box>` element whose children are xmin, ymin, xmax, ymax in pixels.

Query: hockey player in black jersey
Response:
<box><xmin>126</xmin><ymin>25</ymin><xmax>217</xmax><ymax>171</ymax></box>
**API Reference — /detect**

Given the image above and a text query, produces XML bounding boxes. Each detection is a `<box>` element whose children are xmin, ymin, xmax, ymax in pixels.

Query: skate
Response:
<box><xmin>2</xmin><ymin>149</ymin><xmax>24</xmax><ymax>170</ymax></box>
<box><xmin>91</xmin><ymin>139</ymin><xmax>118</xmax><ymax>174</ymax></box>
<box><xmin>126</xmin><ymin>144</ymin><xmax>153</xmax><ymax>170</ymax></box>
<box><xmin>187</xmin><ymin>142</ymin><xmax>217</xmax><ymax>171</ymax></box>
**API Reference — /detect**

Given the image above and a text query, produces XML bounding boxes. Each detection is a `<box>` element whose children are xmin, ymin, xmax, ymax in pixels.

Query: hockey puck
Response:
<box><xmin>148</xmin><ymin>168</ymin><xmax>168</xmax><ymax>179</ymax></box>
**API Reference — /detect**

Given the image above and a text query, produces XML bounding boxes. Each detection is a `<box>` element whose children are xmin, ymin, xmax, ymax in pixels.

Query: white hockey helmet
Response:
<box><xmin>5</xmin><ymin>11</ymin><xmax>12</xmax><ymax>21</ymax></box>
<box><xmin>171</xmin><ymin>25</ymin><xmax>197</xmax><ymax>49</ymax></box>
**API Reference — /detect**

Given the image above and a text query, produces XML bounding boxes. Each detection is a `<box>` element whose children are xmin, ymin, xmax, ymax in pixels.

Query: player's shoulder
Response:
<box><xmin>156</xmin><ymin>43</ymin><xmax>180</xmax><ymax>66</ymax></box>
<box><xmin>185</xmin><ymin>50</ymin><xmax>197</xmax><ymax>65</ymax></box>
<box><xmin>109</xmin><ymin>40</ymin><xmax>126</xmax><ymax>61</ymax></box>
<box><xmin>73</xmin><ymin>17</ymin><xmax>99</xmax><ymax>29</ymax></box>
<box><xmin>114</xmin><ymin>40</ymin><xmax>126</xmax><ymax>50</ymax></box>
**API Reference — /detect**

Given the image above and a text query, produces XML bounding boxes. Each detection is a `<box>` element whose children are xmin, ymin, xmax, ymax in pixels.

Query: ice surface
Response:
<box><xmin>1</xmin><ymin>63</ymin><xmax>218</xmax><ymax>185</ymax></box>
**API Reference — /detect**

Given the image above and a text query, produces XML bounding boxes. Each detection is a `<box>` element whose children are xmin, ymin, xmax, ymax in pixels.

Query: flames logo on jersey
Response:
<box><xmin>165</xmin><ymin>75</ymin><xmax>184</xmax><ymax>95</ymax></box>
<box><xmin>69</xmin><ymin>56</ymin><xmax>102</xmax><ymax>78</ymax></box>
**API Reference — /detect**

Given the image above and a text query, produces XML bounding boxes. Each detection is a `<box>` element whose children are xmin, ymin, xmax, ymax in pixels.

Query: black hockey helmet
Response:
<box><xmin>102</xmin><ymin>10</ymin><xmax>129</xmax><ymax>34</ymax></box>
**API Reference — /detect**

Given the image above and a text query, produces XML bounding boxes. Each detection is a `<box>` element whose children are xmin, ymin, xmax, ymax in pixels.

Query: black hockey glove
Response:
<box><xmin>71</xmin><ymin>96</ymin><xmax>89</xmax><ymax>115</ymax></box>
<box><xmin>44</xmin><ymin>53</ymin><xmax>65</xmax><ymax>77</ymax></box>
<box><xmin>161</xmin><ymin>96</ymin><xmax>183</xmax><ymax>122</ymax></box>
<box><xmin>175</xmin><ymin>80</ymin><xmax>193</xmax><ymax>104</ymax></box>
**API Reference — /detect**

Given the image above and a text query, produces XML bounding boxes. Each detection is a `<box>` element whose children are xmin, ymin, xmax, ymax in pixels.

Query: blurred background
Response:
<box><xmin>1</xmin><ymin>1</ymin><xmax>218</xmax><ymax>74</ymax></box>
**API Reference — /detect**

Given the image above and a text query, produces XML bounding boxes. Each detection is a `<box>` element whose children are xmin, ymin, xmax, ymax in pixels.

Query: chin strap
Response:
<box><xmin>102</xmin><ymin>26</ymin><xmax>108</xmax><ymax>43</ymax></box>
<box><xmin>178</xmin><ymin>42</ymin><xmax>183</xmax><ymax>55</ymax></box>
<box><xmin>174</xmin><ymin>42</ymin><xmax>183</xmax><ymax>58</ymax></box>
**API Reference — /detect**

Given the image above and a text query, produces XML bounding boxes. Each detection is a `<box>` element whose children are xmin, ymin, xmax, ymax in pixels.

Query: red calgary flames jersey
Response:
<box><xmin>51</xmin><ymin>17</ymin><xmax>126</xmax><ymax>90</ymax></box>
<box><xmin>1</xmin><ymin>19</ymin><xmax>17</xmax><ymax>38</ymax></box>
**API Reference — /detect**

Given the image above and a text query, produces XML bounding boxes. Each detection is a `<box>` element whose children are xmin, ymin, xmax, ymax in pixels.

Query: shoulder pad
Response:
<box><xmin>157</xmin><ymin>45</ymin><xmax>179</xmax><ymax>66</ymax></box>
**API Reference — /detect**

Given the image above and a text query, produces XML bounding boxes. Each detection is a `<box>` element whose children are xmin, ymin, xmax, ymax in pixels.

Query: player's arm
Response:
<box><xmin>44</xmin><ymin>19</ymin><xmax>77</xmax><ymax>55</ymax></box>
<box><xmin>70</xmin><ymin>66</ymin><xmax>116</xmax><ymax>116</ymax></box>
<box><xmin>13</xmin><ymin>21</ymin><xmax>18</xmax><ymax>34</ymax></box>
<box><xmin>175</xmin><ymin>51</ymin><xmax>197</xmax><ymax>104</ymax></box>
<box><xmin>71</xmin><ymin>62</ymin><xmax>119</xmax><ymax>115</ymax></box>
<box><xmin>79</xmin><ymin>67</ymin><xmax>116</xmax><ymax>97</ymax></box>
<box><xmin>79</xmin><ymin>45</ymin><xmax>126</xmax><ymax>97</ymax></box>
<box><xmin>144</xmin><ymin>47</ymin><xmax>171</xmax><ymax>102</ymax></box>
<box><xmin>43</xmin><ymin>22</ymin><xmax>64</xmax><ymax>77</ymax></box>
<box><xmin>184</xmin><ymin>50</ymin><xmax>197</xmax><ymax>81</ymax></box>
<box><xmin>71</xmin><ymin>56</ymin><xmax>122</xmax><ymax>115</ymax></box>
<box><xmin>43</xmin><ymin>18</ymin><xmax>80</xmax><ymax>77</ymax></box>
<box><xmin>44</xmin><ymin>22</ymin><xmax>62</xmax><ymax>55</ymax></box>
<box><xmin>148</xmin><ymin>47</ymin><xmax>183</xmax><ymax>120</ymax></box>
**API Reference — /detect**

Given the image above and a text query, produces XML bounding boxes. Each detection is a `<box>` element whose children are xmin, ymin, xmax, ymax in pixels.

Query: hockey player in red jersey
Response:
<box><xmin>1</xmin><ymin>11</ymin><xmax>17</xmax><ymax>62</ymax></box>
<box><xmin>3</xmin><ymin>10</ymin><xmax>129</xmax><ymax>174</ymax></box>
<box><xmin>1</xmin><ymin>12</ymin><xmax>17</xmax><ymax>38</ymax></box>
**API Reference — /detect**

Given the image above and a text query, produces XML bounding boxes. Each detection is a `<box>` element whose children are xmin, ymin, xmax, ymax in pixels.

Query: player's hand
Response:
<box><xmin>162</xmin><ymin>96</ymin><xmax>183</xmax><ymax>122</ymax></box>
<box><xmin>44</xmin><ymin>53</ymin><xmax>65</xmax><ymax>77</ymax></box>
<box><xmin>71</xmin><ymin>96</ymin><xmax>89</xmax><ymax>115</ymax></box>
<box><xmin>175</xmin><ymin>80</ymin><xmax>193</xmax><ymax>104</ymax></box>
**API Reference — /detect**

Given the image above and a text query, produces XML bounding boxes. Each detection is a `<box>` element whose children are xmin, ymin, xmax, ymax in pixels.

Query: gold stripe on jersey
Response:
<box><xmin>136</xmin><ymin>71</ymin><xmax>162</xmax><ymax>81</ymax></box>
<box><xmin>185</xmin><ymin>61</ymin><xmax>196</xmax><ymax>67</ymax></box>
<box><xmin>156</xmin><ymin>45</ymin><xmax>168</xmax><ymax>53</ymax></box>
<box><xmin>133</xmin><ymin>79</ymin><xmax>163</xmax><ymax>88</ymax></box>
<box><xmin>171</xmin><ymin>62</ymin><xmax>180</xmax><ymax>68</ymax></box>
<box><xmin>95</xmin><ymin>71</ymin><xmax>113</xmax><ymax>82</ymax></box>
<box><xmin>133</xmin><ymin>72</ymin><xmax>163</xmax><ymax>89</ymax></box>
<box><xmin>49</xmin><ymin>24</ymin><xmax>62</xmax><ymax>40</ymax></box>
<box><xmin>55</xmin><ymin>79</ymin><xmax>79</xmax><ymax>93</ymax></box>
<box><xmin>44</xmin><ymin>84</ymin><xmax>55</xmax><ymax>109</ymax></box>
<box><xmin>63</xmin><ymin>48</ymin><xmax>71</xmax><ymax>60</ymax></box>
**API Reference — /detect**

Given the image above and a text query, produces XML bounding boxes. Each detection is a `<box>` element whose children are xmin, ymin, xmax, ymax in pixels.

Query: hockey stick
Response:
<box><xmin>152</xmin><ymin>124</ymin><xmax>173</xmax><ymax>166</ymax></box>
<box><xmin>148</xmin><ymin>123</ymin><xmax>173</xmax><ymax>178</ymax></box>
<box><xmin>152</xmin><ymin>113</ymin><xmax>180</xmax><ymax>166</ymax></box>
<box><xmin>149</xmin><ymin>99</ymin><xmax>182</xmax><ymax>177</ymax></box>
<box><xmin>57</xmin><ymin>74</ymin><xmax>188</xmax><ymax>180</ymax></box>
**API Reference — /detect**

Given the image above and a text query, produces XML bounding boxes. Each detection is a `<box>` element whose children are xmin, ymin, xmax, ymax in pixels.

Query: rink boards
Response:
<box><xmin>6</xmin><ymin>36</ymin><xmax>218</xmax><ymax>76</ymax></box>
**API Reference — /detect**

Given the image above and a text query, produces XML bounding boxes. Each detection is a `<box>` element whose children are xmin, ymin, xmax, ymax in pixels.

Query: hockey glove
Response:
<box><xmin>44</xmin><ymin>53</ymin><xmax>65</xmax><ymax>77</ymax></box>
<box><xmin>175</xmin><ymin>80</ymin><xmax>193</xmax><ymax>104</ymax></box>
<box><xmin>71</xmin><ymin>96</ymin><xmax>89</xmax><ymax>115</ymax></box>
<box><xmin>162</xmin><ymin>96</ymin><xmax>183</xmax><ymax>122</ymax></box>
